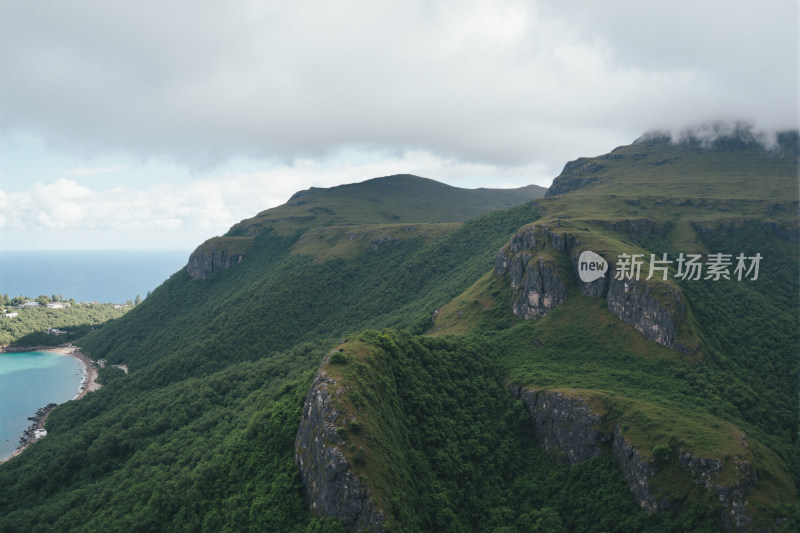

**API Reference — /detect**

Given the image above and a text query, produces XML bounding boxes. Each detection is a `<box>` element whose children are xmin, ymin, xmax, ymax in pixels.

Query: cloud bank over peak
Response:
<box><xmin>1</xmin><ymin>0</ymin><xmax>796</xmax><ymax>169</ymax></box>
<box><xmin>0</xmin><ymin>0</ymin><xmax>796</xmax><ymax>249</ymax></box>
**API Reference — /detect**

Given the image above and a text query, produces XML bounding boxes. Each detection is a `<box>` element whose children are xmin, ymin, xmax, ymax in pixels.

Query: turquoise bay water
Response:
<box><xmin>0</xmin><ymin>351</ymin><xmax>84</xmax><ymax>460</ymax></box>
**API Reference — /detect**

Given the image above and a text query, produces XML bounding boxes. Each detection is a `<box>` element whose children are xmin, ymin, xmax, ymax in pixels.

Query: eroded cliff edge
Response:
<box><xmin>494</xmin><ymin>221</ymin><xmax>689</xmax><ymax>352</ymax></box>
<box><xmin>186</xmin><ymin>236</ymin><xmax>252</xmax><ymax>280</ymax></box>
<box><xmin>509</xmin><ymin>386</ymin><xmax>757</xmax><ymax>531</ymax></box>
<box><xmin>295</xmin><ymin>356</ymin><xmax>385</xmax><ymax>532</ymax></box>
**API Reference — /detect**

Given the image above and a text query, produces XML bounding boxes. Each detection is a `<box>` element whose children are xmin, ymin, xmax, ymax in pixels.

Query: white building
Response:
<box><xmin>34</xmin><ymin>429</ymin><xmax>47</xmax><ymax>439</ymax></box>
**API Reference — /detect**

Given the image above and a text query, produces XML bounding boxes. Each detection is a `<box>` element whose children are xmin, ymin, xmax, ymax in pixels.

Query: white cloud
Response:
<box><xmin>63</xmin><ymin>165</ymin><xmax>124</xmax><ymax>177</ymax></box>
<box><xmin>0</xmin><ymin>0</ymin><xmax>796</xmax><ymax>249</ymax></box>
<box><xmin>0</xmin><ymin>150</ymin><xmax>551</xmax><ymax>249</ymax></box>
<box><xmin>0</xmin><ymin>0</ymin><xmax>794</xmax><ymax>168</ymax></box>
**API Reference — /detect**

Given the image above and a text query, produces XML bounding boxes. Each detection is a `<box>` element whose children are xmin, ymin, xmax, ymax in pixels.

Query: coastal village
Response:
<box><xmin>3</xmin><ymin>298</ymin><xmax>129</xmax><ymax>320</ymax></box>
<box><xmin>0</xmin><ymin>296</ymin><xmax>131</xmax><ymax>348</ymax></box>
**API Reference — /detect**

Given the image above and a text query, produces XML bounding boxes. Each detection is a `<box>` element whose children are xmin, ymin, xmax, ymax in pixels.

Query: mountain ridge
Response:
<box><xmin>0</xmin><ymin>131</ymin><xmax>796</xmax><ymax>532</ymax></box>
<box><xmin>187</xmin><ymin>174</ymin><xmax>546</xmax><ymax>279</ymax></box>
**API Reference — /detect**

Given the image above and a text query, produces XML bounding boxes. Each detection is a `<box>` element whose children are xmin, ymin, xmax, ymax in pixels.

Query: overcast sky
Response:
<box><xmin>0</xmin><ymin>0</ymin><xmax>797</xmax><ymax>250</ymax></box>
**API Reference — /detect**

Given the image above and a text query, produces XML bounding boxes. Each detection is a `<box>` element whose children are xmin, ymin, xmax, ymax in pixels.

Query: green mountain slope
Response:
<box><xmin>0</xmin><ymin>179</ymin><xmax>549</xmax><ymax>532</ymax></box>
<box><xmin>230</xmin><ymin>174</ymin><xmax>546</xmax><ymax>235</ymax></box>
<box><xmin>427</xmin><ymin>130</ymin><xmax>799</xmax><ymax>530</ymax></box>
<box><xmin>186</xmin><ymin>173</ymin><xmax>545</xmax><ymax>278</ymax></box>
<box><xmin>0</xmin><ymin>133</ymin><xmax>796</xmax><ymax>532</ymax></box>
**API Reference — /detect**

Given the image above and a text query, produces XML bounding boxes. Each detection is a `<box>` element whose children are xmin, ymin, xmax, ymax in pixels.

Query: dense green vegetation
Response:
<box><xmin>0</xmin><ymin>135</ymin><xmax>796</xmax><ymax>531</ymax></box>
<box><xmin>325</xmin><ymin>331</ymin><xmax>718</xmax><ymax>532</ymax></box>
<box><xmin>428</xmin><ymin>226</ymin><xmax>798</xmax><ymax>528</ymax></box>
<box><xmin>0</xmin><ymin>342</ymin><xmax>346</xmax><ymax>532</ymax></box>
<box><xmin>0</xmin><ymin>201</ymin><xmax>543</xmax><ymax>531</ymax></box>
<box><xmin>497</xmin><ymin>228</ymin><xmax>799</xmax><ymax>527</ymax></box>
<box><xmin>79</xmin><ymin>202</ymin><xmax>541</xmax><ymax>374</ymax></box>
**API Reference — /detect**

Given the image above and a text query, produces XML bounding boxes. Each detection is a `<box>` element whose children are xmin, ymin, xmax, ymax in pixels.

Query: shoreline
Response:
<box><xmin>39</xmin><ymin>345</ymin><xmax>102</xmax><ymax>400</ymax></box>
<box><xmin>0</xmin><ymin>344</ymin><xmax>100</xmax><ymax>464</ymax></box>
<box><xmin>0</xmin><ymin>344</ymin><xmax>101</xmax><ymax>399</ymax></box>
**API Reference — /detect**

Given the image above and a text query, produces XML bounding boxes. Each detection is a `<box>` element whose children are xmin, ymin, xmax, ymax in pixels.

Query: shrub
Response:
<box><xmin>330</xmin><ymin>352</ymin><xmax>348</xmax><ymax>365</ymax></box>
<box><xmin>353</xmin><ymin>448</ymin><xmax>366</xmax><ymax>466</ymax></box>
<box><xmin>652</xmin><ymin>443</ymin><xmax>672</xmax><ymax>464</ymax></box>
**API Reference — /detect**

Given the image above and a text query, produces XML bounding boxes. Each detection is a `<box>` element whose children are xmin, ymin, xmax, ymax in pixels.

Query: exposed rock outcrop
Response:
<box><xmin>186</xmin><ymin>239</ymin><xmax>248</xmax><ymax>280</ymax></box>
<box><xmin>693</xmin><ymin>220</ymin><xmax>800</xmax><ymax>244</ymax></box>
<box><xmin>606</xmin><ymin>276</ymin><xmax>687</xmax><ymax>352</ymax></box>
<box><xmin>295</xmin><ymin>361</ymin><xmax>385</xmax><ymax>532</ymax></box>
<box><xmin>510</xmin><ymin>386</ymin><xmax>756</xmax><ymax>530</ymax></box>
<box><xmin>495</xmin><ymin>230</ymin><xmax>566</xmax><ymax>319</ymax></box>
<box><xmin>570</xmin><ymin>251</ymin><xmax>611</xmax><ymax>298</ymax></box>
<box><xmin>612</xmin><ymin>427</ymin><xmax>669</xmax><ymax>512</ymax></box>
<box><xmin>545</xmin><ymin>158</ymin><xmax>605</xmax><ymax>197</ymax></box>
<box><xmin>509</xmin><ymin>386</ymin><xmax>610</xmax><ymax>464</ymax></box>
<box><xmin>18</xmin><ymin>403</ymin><xmax>57</xmax><ymax>449</ymax></box>
<box><xmin>678</xmin><ymin>451</ymin><xmax>758</xmax><ymax>532</ymax></box>
<box><xmin>510</xmin><ymin>386</ymin><xmax>663</xmax><ymax>509</ymax></box>
<box><xmin>495</xmin><ymin>223</ymin><xmax>688</xmax><ymax>351</ymax></box>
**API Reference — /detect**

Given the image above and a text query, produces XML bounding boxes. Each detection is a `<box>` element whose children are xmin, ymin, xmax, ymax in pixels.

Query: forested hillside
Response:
<box><xmin>0</xmin><ymin>136</ymin><xmax>796</xmax><ymax>532</ymax></box>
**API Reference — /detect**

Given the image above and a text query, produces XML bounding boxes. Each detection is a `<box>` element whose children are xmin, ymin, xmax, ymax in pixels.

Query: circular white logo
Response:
<box><xmin>578</xmin><ymin>251</ymin><xmax>608</xmax><ymax>282</ymax></box>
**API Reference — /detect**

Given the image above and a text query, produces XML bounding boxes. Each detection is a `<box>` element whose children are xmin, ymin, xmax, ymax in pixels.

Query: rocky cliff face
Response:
<box><xmin>678</xmin><ymin>451</ymin><xmax>758</xmax><ymax>532</ymax></box>
<box><xmin>693</xmin><ymin>219</ymin><xmax>800</xmax><ymax>244</ymax></box>
<box><xmin>545</xmin><ymin>158</ymin><xmax>605</xmax><ymax>197</ymax></box>
<box><xmin>510</xmin><ymin>386</ymin><xmax>756</xmax><ymax>530</ymax></box>
<box><xmin>295</xmin><ymin>360</ymin><xmax>385</xmax><ymax>532</ymax></box>
<box><xmin>186</xmin><ymin>239</ymin><xmax>248</xmax><ymax>280</ymax></box>
<box><xmin>494</xmin><ymin>228</ymin><xmax>566</xmax><ymax>319</ymax></box>
<box><xmin>510</xmin><ymin>386</ymin><xmax>662</xmax><ymax>509</ymax></box>
<box><xmin>611</xmin><ymin>427</ymin><xmax>669</xmax><ymax>512</ymax></box>
<box><xmin>495</xmin><ymin>223</ymin><xmax>688</xmax><ymax>351</ymax></box>
<box><xmin>509</xmin><ymin>386</ymin><xmax>610</xmax><ymax>464</ymax></box>
<box><xmin>606</xmin><ymin>276</ymin><xmax>688</xmax><ymax>353</ymax></box>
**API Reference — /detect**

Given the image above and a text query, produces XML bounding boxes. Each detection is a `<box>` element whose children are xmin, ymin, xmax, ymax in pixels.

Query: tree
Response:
<box><xmin>135</xmin><ymin>295</ymin><xmax>142</xmax><ymax>306</ymax></box>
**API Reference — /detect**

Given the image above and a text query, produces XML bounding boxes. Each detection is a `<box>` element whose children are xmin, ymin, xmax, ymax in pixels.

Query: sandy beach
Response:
<box><xmin>42</xmin><ymin>345</ymin><xmax>102</xmax><ymax>399</ymax></box>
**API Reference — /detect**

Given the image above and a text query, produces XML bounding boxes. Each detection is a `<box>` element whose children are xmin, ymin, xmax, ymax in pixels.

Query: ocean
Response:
<box><xmin>0</xmin><ymin>250</ymin><xmax>190</xmax><ymax>460</ymax></box>
<box><xmin>0</xmin><ymin>250</ymin><xmax>190</xmax><ymax>304</ymax></box>
<box><xmin>0</xmin><ymin>350</ymin><xmax>84</xmax><ymax>460</ymax></box>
